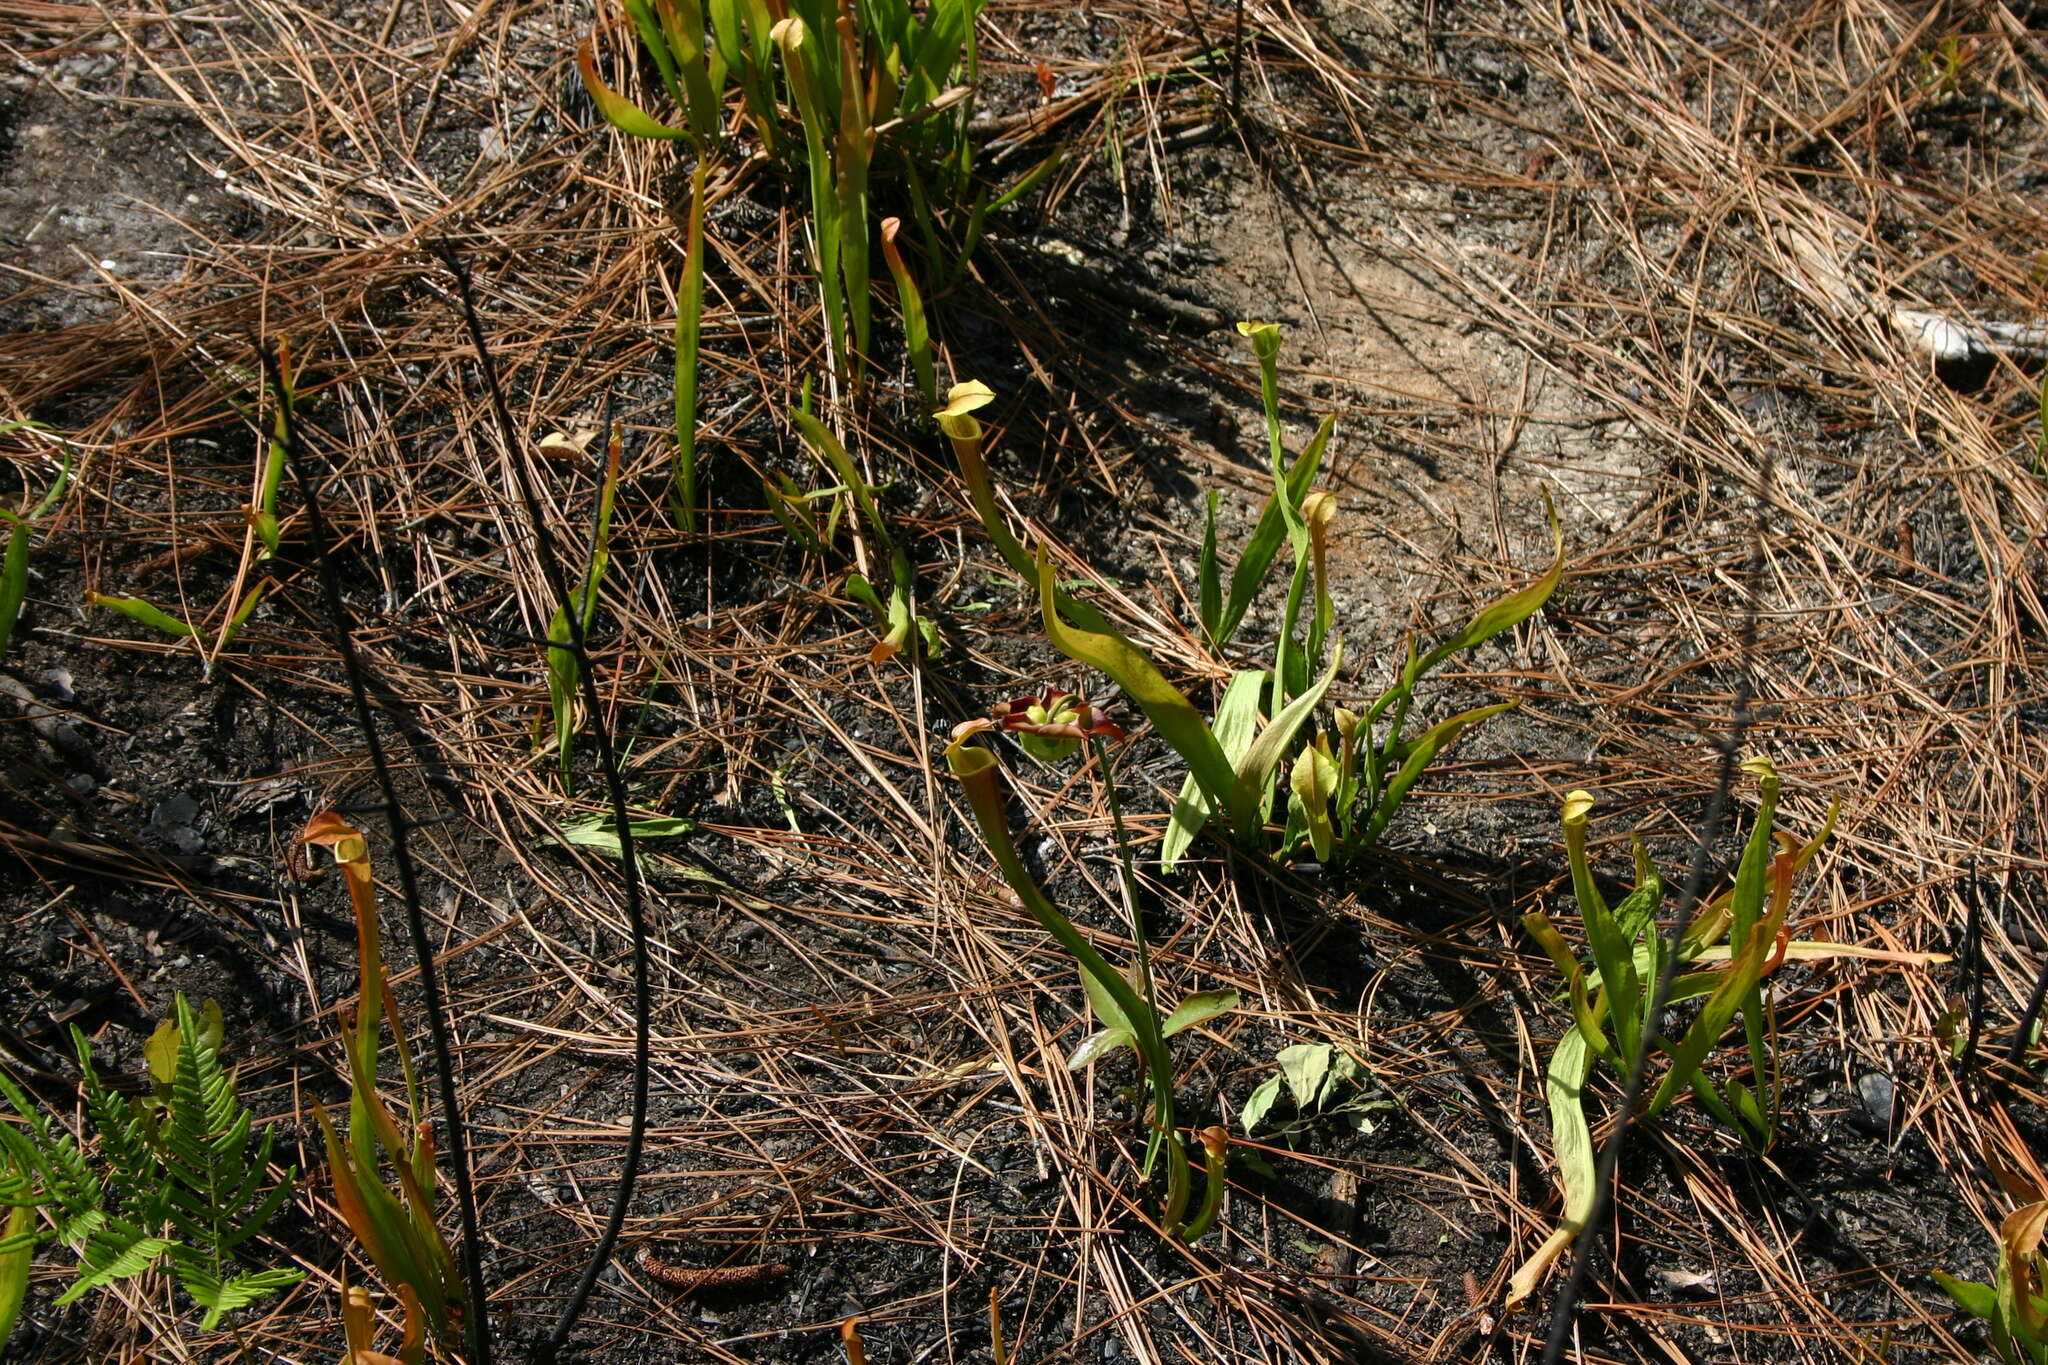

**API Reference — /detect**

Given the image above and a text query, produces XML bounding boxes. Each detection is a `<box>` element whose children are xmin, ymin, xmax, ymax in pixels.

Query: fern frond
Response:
<box><xmin>56</xmin><ymin>1218</ymin><xmax>171</xmax><ymax>1303</ymax></box>
<box><xmin>152</xmin><ymin>994</ymin><xmax>299</xmax><ymax>1316</ymax></box>
<box><xmin>5</xmin><ymin>998</ymin><xmax>302</xmax><ymax>1333</ymax></box>
<box><xmin>72</xmin><ymin>1028</ymin><xmax>167</xmax><ymax>1228</ymax></box>
<box><xmin>220</xmin><ymin>1146</ymin><xmax>295</xmax><ymax>1256</ymax></box>
<box><xmin>0</xmin><ymin>1067</ymin><xmax>99</xmax><ymax>1220</ymax></box>
<box><xmin>172</xmin><ymin>1260</ymin><xmax>304</xmax><ymax>1331</ymax></box>
<box><xmin>0</xmin><ymin>1148</ymin><xmax>35</xmax><ymax>1208</ymax></box>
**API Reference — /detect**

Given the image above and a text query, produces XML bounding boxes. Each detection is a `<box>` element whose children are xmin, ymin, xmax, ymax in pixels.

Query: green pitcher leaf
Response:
<box><xmin>1161</xmin><ymin>669</ymin><xmax>1267</xmax><ymax>871</ymax></box>
<box><xmin>1229</xmin><ymin>645</ymin><xmax>1343</xmax><ymax>838</ymax></box>
<box><xmin>1037</xmin><ymin>553</ymin><xmax>1233</xmax><ymax>814</ymax></box>
<box><xmin>1417</xmin><ymin>487</ymin><xmax>1563</xmax><ymax>674</ymax></box>
<box><xmin>577</xmin><ymin>40</ymin><xmax>694</xmax><ymax>140</ymax></box>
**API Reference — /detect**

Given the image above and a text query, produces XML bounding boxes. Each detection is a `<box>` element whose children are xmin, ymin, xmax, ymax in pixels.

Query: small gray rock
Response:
<box><xmin>1851</xmin><ymin>1072</ymin><xmax>1895</xmax><ymax>1134</ymax></box>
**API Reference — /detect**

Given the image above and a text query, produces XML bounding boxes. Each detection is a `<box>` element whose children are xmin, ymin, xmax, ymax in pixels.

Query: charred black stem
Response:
<box><xmin>255</xmin><ymin>340</ymin><xmax>494</xmax><ymax>1365</ymax></box>
<box><xmin>431</xmin><ymin>247</ymin><xmax>653</xmax><ymax>1365</ymax></box>
<box><xmin>1960</xmin><ymin>864</ymin><xmax>1989</xmax><ymax>1073</ymax></box>
<box><xmin>1230</xmin><ymin>0</ymin><xmax>1244</xmax><ymax>120</ymax></box>
<box><xmin>1537</xmin><ymin>506</ymin><xmax>1768</xmax><ymax>1365</ymax></box>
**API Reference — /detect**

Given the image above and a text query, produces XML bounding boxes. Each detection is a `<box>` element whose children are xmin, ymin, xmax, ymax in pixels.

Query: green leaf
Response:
<box><xmin>1290</xmin><ymin>740</ymin><xmax>1338</xmax><ymax>862</ymax></box>
<box><xmin>1079</xmin><ymin>961</ymin><xmax>1139</xmax><ymax>1039</ymax></box>
<box><xmin>879</xmin><ymin>219</ymin><xmax>935</xmax><ymax>406</ymax></box>
<box><xmin>179</xmin><ymin>1264</ymin><xmax>305</xmax><ymax>1331</ymax></box>
<box><xmin>58</xmin><ymin>1227</ymin><xmax>172</xmax><ymax>1302</ymax></box>
<box><xmin>1415</xmin><ymin>487</ymin><xmax>1563</xmax><ymax>675</ymax></box>
<box><xmin>1646</xmin><ymin>864</ymin><xmax>1789</xmax><ymax>1118</ymax></box>
<box><xmin>1275</xmin><ymin>1044</ymin><xmax>1331</xmax><ymax>1111</ymax></box>
<box><xmin>1239</xmin><ymin>1075</ymin><xmax>1283</xmax><ymax>1134</ymax></box>
<box><xmin>144</xmin><ymin>1015</ymin><xmax>180</xmax><ymax>1089</ymax></box>
<box><xmin>1162</xmin><ymin>989</ymin><xmax>1238</xmax><ymax>1038</ymax></box>
<box><xmin>1228</xmin><ymin>644</ymin><xmax>1343</xmax><ymax>838</ymax></box>
<box><xmin>556</xmin><ymin>813</ymin><xmax>698</xmax><ymax>857</ymax></box>
<box><xmin>1066</xmin><ymin>1028</ymin><xmax>1136</xmax><ymax>1069</ymax></box>
<box><xmin>875</xmin><ymin>548</ymin><xmax>918</xmax><ymax>665</ymax></box>
<box><xmin>1934</xmin><ymin>1271</ymin><xmax>2000</xmax><ymax>1323</ymax></box>
<box><xmin>649</xmin><ymin>0</ymin><xmax>724</xmax><ymax>141</ymax></box>
<box><xmin>88</xmin><ymin>592</ymin><xmax>196</xmax><ymax>639</ymax></box>
<box><xmin>843</xmin><ymin>571</ymin><xmax>884</xmax><ymax>617</ymax></box>
<box><xmin>1505</xmin><ymin>1025</ymin><xmax>1596</xmax><ymax>1308</ymax></box>
<box><xmin>988</xmin><ymin>147</ymin><xmax>1060</xmax><ymax>213</ymax></box>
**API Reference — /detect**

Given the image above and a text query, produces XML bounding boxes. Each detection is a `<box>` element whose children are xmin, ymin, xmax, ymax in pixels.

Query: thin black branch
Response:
<box><xmin>256</xmin><ymin>340</ymin><xmax>494</xmax><ymax>1365</ymax></box>
<box><xmin>430</xmin><ymin>247</ymin><xmax>655</xmax><ymax>1365</ymax></box>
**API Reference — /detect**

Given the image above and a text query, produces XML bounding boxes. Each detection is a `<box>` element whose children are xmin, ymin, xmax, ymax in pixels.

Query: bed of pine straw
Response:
<box><xmin>4</xmin><ymin>0</ymin><xmax>2048</xmax><ymax>1362</ymax></box>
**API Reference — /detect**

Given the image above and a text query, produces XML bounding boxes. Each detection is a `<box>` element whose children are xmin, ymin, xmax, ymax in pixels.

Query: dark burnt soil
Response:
<box><xmin>0</xmin><ymin>1</ymin><xmax>2028</xmax><ymax>1363</ymax></box>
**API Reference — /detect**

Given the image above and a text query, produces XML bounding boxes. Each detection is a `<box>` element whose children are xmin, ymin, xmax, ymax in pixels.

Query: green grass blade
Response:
<box><xmin>0</xmin><ymin>521</ymin><xmax>29</xmax><ymax>661</ymax></box>
<box><xmin>1352</xmin><ymin>699</ymin><xmax>1515</xmax><ymax>854</ymax></box>
<box><xmin>791</xmin><ymin>410</ymin><xmax>889</xmax><ymax>548</ymax></box>
<box><xmin>1198</xmin><ymin>490</ymin><xmax>1221</xmax><ymax>644</ymax></box>
<box><xmin>215</xmin><ymin>581</ymin><xmax>267</xmax><ymax>654</ymax></box>
<box><xmin>988</xmin><ymin>147</ymin><xmax>1060</xmax><ymax>213</ymax></box>
<box><xmin>1562</xmin><ymin>793</ymin><xmax>1643</xmax><ymax>1061</ymax></box>
<box><xmin>671</xmin><ymin>158</ymin><xmax>708</xmax><ymax>532</ymax></box>
<box><xmin>709</xmin><ymin>0</ymin><xmax>777</xmax><ymax>152</ymax></box>
<box><xmin>1727</xmin><ymin>760</ymin><xmax>1780</xmax><ymax>1135</ymax></box>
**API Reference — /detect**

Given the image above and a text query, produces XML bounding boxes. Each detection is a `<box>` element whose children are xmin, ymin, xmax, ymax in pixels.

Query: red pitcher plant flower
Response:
<box><xmin>989</xmin><ymin>691</ymin><xmax>1126</xmax><ymax>763</ymax></box>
